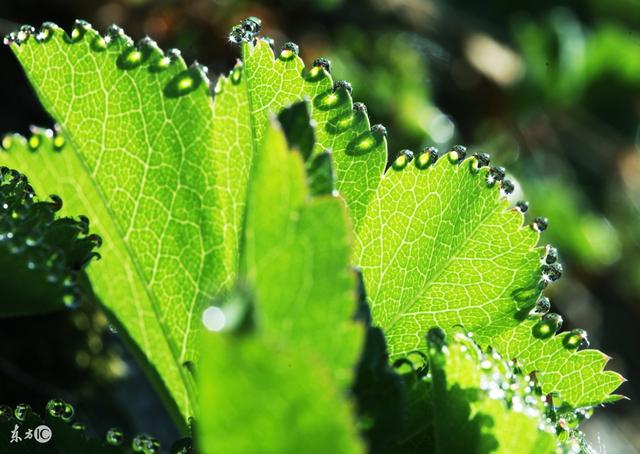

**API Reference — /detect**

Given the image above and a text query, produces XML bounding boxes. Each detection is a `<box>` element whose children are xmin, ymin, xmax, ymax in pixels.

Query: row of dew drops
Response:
<box><xmin>0</xmin><ymin>400</ymin><xmax>193</xmax><ymax>453</ymax></box>
<box><xmin>3</xmin><ymin>16</ymin><xmax>380</xmax><ymax>105</ymax></box>
<box><xmin>388</xmin><ymin>144</ymin><xmax>586</xmax><ymax>349</ymax></box>
<box><xmin>4</xmin><ymin>17</ymin><xmax>586</xmax><ymax>350</ymax></box>
<box><xmin>3</xmin><ymin>17</ymin><xmax>302</xmax><ymax>99</ymax></box>
<box><xmin>423</xmin><ymin>328</ymin><xmax>595</xmax><ymax>453</ymax></box>
<box><xmin>6</xmin><ymin>16</ymin><xmax>416</xmax><ymax>160</ymax></box>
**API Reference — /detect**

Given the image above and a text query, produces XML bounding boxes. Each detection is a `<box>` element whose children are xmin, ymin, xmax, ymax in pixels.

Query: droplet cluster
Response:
<box><xmin>0</xmin><ymin>153</ymin><xmax>101</xmax><ymax>308</ymax></box>
<box><xmin>425</xmin><ymin>329</ymin><xmax>596</xmax><ymax>449</ymax></box>
<box><xmin>229</xmin><ymin>17</ymin><xmax>262</xmax><ymax>44</ymax></box>
<box><xmin>4</xmin><ymin>20</ymin><xmax>210</xmax><ymax>99</ymax></box>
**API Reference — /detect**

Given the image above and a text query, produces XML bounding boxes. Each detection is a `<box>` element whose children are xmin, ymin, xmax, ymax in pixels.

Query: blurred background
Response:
<box><xmin>0</xmin><ymin>0</ymin><xmax>639</xmax><ymax>451</ymax></box>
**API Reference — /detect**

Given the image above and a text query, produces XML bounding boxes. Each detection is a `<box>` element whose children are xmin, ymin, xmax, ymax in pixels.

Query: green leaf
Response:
<box><xmin>4</xmin><ymin>23</ymin><xmax>223</xmax><ymax>421</ymax></box>
<box><xmin>3</xmin><ymin>23</ymin><xmax>386</xmax><ymax>422</ymax></box>
<box><xmin>0</xmin><ymin>161</ymin><xmax>99</xmax><ymax>316</ymax></box>
<box><xmin>0</xmin><ymin>130</ymin><xmax>190</xmax><ymax>425</ymax></box>
<box><xmin>243</xmin><ymin>116</ymin><xmax>363</xmax><ymax>385</ymax></box>
<box><xmin>426</xmin><ymin>329</ymin><xmax>558</xmax><ymax>454</ymax></box>
<box><xmin>199</xmin><ymin>332</ymin><xmax>363</xmax><ymax>454</ymax></box>
<box><xmin>354</xmin><ymin>153</ymin><xmax>624</xmax><ymax>408</ymax></box>
<box><xmin>211</xmin><ymin>38</ymin><xmax>386</xmax><ymax>256</ymax></box>
<box><xmin>198</xmin><ymin>119</ymin><xmax>363</xmax><ymax>453</ymax></box>
<box><xmin>4</xmin><ymin>19</ymin><xmax>622</xmax><ymax>424</ymax></box>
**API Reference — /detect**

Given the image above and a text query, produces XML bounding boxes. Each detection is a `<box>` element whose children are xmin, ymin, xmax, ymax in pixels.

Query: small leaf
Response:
<box><xmin>0</xmin><ymin>162</ymin><xmax>99</xmax><ymax>316</ymax></box>
<box><xmin>198</xmin><ymin>119</ymin><xmax>364</xmax><ymax>452</ymax></box>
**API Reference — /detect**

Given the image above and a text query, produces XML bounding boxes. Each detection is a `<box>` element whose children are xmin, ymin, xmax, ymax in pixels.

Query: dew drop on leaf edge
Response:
<box><xmin>106</xmin><ymin>427</ymin><xmax>124</xmax><ymax>446</ymax></box>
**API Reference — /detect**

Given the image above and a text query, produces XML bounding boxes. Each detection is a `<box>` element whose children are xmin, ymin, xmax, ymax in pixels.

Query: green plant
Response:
<box><xmin>0</xmin><ymin>17</ymin><xmax>624</xmax><ymax>453</ymax></box>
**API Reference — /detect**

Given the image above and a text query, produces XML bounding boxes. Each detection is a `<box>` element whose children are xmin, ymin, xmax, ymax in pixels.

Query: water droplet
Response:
<box><xmin>52</xmin><ymin>133</ymin><xmax>65</xmax><ymax>150</ymax></box>
<box><xmin>171</xmin><ymin>437</ymin><xmax>194</xmax><ymax>454</ymax></box>
<box><xmin>531</xmin><ymin>217</ymin><xmax>548</xmax><ymax>232</ymax></box>
<box><xmin>541</xmin><ymin>263</ymin><xmax>563</xmax><ymax>284</ymax></box>
<box><xmin>133</xmin><ymin>435</ymin><xmax>147</xmax><ymax>452</ymax></box>
<box><xmin>63</xmin><ymin>293</ymin><xmax>79</xmax><ymax>309</ymax></box>
<box><xmin>528</xmin><ymin>297</ymin><xmax>551</xmax><ymax>318</ymax></box>
<box><xmin>0</xmin><ymin>405</ymin><xmax>12</xmax><ymax>420</ymax></box>
<box><xmin>416</xmin><ymin>146</ymin><xmax>438</xmax><ymax>169</ymax></box>
<box><xmin>61</xmin><ymin>402</ymin><xmax>74</xmax><ymax>422</ymax></box>
<box><xmin>447</xmin><ymin>145</ymin><xmax>466</xmax><ymax>164</ymax></box>
<box><xmin>3</xmin><ymin>32</ymin><xmax>16</xmax><ymax>46</ymax></box>
<box><xmin>347</xmin><ymin>126</ymin><xmax>385</xmax><ymax>156</ymax></box>
<box><xmin>229</xmin><ymin>16</ymin><xmax>262</xmax><ymax>44</ymax></box>
<box><xmin>70</xmin><ymin>20</ymin><xmax>90</xmax><ymax>42</ymax></box>
<box><xmin>532</xmin><ymin>313</ymin><xmax>563</xmax><ymax>339</ymax></box>
<box><xmin>314</xmin><ymin>88</ymin><xmax>349</xmax><ymax>111</ymax></box>
<box><xmin>501</xmin><ymin>179</ymin><xmax>515</xmax><ymax>196</ymax></box>
<box><xmin>46</xmin><ymin>398</ymin><xmax>66</xmax><ymax>417</ymax></box>
<box><xmin>486</xmin><ymin>166</ymin><xmax>505</xmax><ymax>185</ymax></box>
<box><xmin>392</xmin><ymin>149</ymin><xmax>413</xmax><ymax>170</ymax></box>
<box><xmin>333</xmin><ymin>80</ymin><xmax>352</xmax><ymax>95</ymax></box>
<box><xmin>28</xmin><ymin>134</ymin><xmax>41</xmax><ymax>150</ymax></box>
<box><xmin>16</xmin><ymin>25</ymin><xmax>34</xmax><ymax>44</ymax></box>
<box><xmin>279</xmin><ymin>42</ymin><xmax>299</xmax><ymax>60</ymax></box>
<box><xmin>91</xmin><ymin>35</ymin><xmax>107</xmax><ymax>51</ymax></box>
<box><xmin>167</xmin><ymin>48</ymin><xmax>181</xmax><ymax>60</ymax></box>
<box><xmin>352</xmin><ymin>102</ymin><xmax>367</xmax><ymax>114</ymax></box>
<box><xmin>395</xmin><ymin>357</ymin><xmax>423</xmax><ymax>376</ymax></box>
<box><xmin>230</xmin><ymin>66</ymin><xmax>242</xmax><ymax>85</ymax></box>
<box><xmin>164</xmin><ymin>68</ymin><xmax>203</xmax><ymax>98</ymax></box>
<box><xmin>105</xmin><ymin>25</ymin><xmax>131</xmax><ymax>46</ymax></box>
<box><xmin>308</xmin><ymin>58</ymin><xmax>331</xmax><ymax>80</ymax></box>
<box><xmin>203</xmin><ymin>306</ymin><xmax>226</xmax><ymax>332</ymax></box>
<box><xmin>106</xmin><ymin>428</ymin><xmax>124</xmax><ymax>446</ymax></box>
<box><xmin>515</xmin><ymin>200</ymin><xmax>529</xmax><ymax>213</ymax></box>
<box><xmin>371</xmin><ymin>124</ymin><xmax>387</xmax><ymax>137</ymax></box>
<box><xmin>150</xmin><ymin>49</ymin><xmax>179</xmax><ymax>73</ymax></box>
<box><xmin>564</xmin><ymin>329</ymin><xmax>589</xmax><ymax>350</ymax></box>
<box><xmin>117</xmin><ymin>46</ymin><xmax>147</xmax><ymax>70</ymax></box>
<box><xmin>14</xmin><ymin>403</ymin><xmax>30</xmax><ymax>421</ymax></box>
<box><xmin>143</xmin><ymin>437</ymin><xmax>161</xmax><ymax>454</ymax></box>
<box><xmin>544</xmin><ymin>245</ymin><xmax>558</xmax><ymax>264</ymax></box>
<box><xmin>35</xmin><ymin>23</ymin><xmax>55</xmax><ymax>43</ymax></box>
<box><xmin>474</xmin><ymin>152</ymin><xmax>490</xmax><ymax>168</ymax></box>
<box><xmin>243</xmin><ymin>16</ymin><xmax>262</xmax><ymax>34</ymax></box>
<box><xmin>152</xmin><ymin>56</ymin><xmax>171</xmax><ymax>72</ymax></box>
<box><xmin>1</xmin><ymin>134</ymin><xmax>13</xmax><ymax>150</ymax></box>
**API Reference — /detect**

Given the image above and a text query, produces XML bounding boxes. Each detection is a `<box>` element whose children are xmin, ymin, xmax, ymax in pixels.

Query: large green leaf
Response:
<box><xmin>198</xmin><ymin>119</ymin><xmax>363</xmax><ymax>453</ymax></box>
<box><xmin>354</xmin><ymin>152</ymin><xmax>624</xmax><ymax>408</ymax></box>
<box><xmin>4</xmin><ymin>23</ymin><xmax>222</xmax><ymax>420</ymax></box>
<box><xmin>3</xmin><ymin>21</ymin><xmax>386</xmax><ymax>421</ymax></box>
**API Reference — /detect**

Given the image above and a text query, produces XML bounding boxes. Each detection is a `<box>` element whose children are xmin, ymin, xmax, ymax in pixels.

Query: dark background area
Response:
<box><xmin>0</xmin><ymin>0</ymin><xmax>639</xmax><ymax>451</ymax></box>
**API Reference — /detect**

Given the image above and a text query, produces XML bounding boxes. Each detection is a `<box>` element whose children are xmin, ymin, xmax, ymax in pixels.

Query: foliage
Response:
<box><xmin>0</xmin><ymin>15</ymin><xmax>626</xmax><ymax>453</ymax></box>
